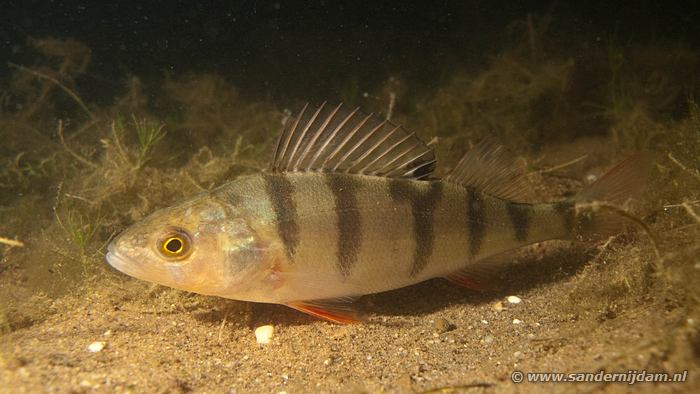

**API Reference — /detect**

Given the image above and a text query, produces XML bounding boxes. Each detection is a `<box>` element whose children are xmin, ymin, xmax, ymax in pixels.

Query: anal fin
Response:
<box><xmin>286</xmin><ymin>298</ymin><xmax>363</xmax><ymax>324</ymax></box>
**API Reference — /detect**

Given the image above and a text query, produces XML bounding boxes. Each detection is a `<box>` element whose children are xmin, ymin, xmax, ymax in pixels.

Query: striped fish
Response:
<box><xmin>106</xmin><ymin>102</ymin><xmax>645</xmax><ymax>323</ymax></box>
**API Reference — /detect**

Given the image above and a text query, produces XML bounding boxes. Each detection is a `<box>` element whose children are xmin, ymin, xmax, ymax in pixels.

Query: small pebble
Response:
<box><xmin>79</xmin><ymin>380</ymin><xmax>94</xmax><ymax>388</ymax></box>
<box><xmin>507</xmin><ymin>296</ymin><xmax>522</xmax><ymax>304</ymax></box>
<box><xmin>433</xmin><ymin>317</ymin><xmax>456</xmax><ymax>333</ymax></box>
<box><xmin>87</xmin><ymin>341</ymin><xmax>105</xmax><ymax>353</ymax></box>
<box><xmin>255</xmin><ymin>325</ymin><xmax>275</xmax><ymax>344</ymax></box>
<box><xmin>512</xmin><ymin>319</ymin><xmax>523</xmax><ymax>325</ymax></box>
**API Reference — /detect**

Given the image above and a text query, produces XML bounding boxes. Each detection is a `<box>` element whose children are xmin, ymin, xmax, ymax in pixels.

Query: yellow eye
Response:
<box><xmin>158</xmin><ymin>230</ymin><xmax>191</xmax><ymax>259</ymax></box>
<box><xmin>164</xmin><ymin>237</ymin><xmax>184</xmax><ymax>253</ymax></box>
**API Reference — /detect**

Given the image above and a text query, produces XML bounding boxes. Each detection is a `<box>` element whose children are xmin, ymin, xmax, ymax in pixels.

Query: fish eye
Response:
<box><xmin>157</xmin><ymin>230</ymin><xmax>192</xmax><ymax>259</ymax></box>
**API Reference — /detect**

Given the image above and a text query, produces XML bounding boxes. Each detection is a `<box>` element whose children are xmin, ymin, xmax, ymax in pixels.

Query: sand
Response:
<box><xmin>1</xmin><ymin>28</ymin><xmax>699</xmax><ymax>393</ymax></box>
<box><xmin>2</xmin><ymin>137</ymin><xmax>698</xmax><ymax>393</ymax></box>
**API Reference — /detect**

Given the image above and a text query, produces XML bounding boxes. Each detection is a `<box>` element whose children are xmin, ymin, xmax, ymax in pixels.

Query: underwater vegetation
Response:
<box><xmin>1</xmin><ymin>17</ymin><xmax>700</xmax><ymax>391</ymax></box>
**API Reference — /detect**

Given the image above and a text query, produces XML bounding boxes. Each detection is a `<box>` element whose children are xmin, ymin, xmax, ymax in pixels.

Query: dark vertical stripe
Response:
<box><xmin>466</xmin><ymin>186</ymin><xmax>486</xmax><ymax>257</ymax></box>
<box><xmin>553</xmin><ymin>201</ymin><xmax>575</xmax><ymax>237</ymax></box>
<box><xmin>326</xmin><ymin>174</ymin><xmax>362</xmax><ymax>277</ymax></box>
<box><xmin>263</xmin><ymin>174</ymin><xmax>299</xmax><ymax>260</ymax></box>
<box><xmin>506</xmin><ymin>202</ymin><xmax>531</xmax><ymax>242</ymax></box>
<box><xmin>412</xmin><ymin>182</ymin><xmax>443</xmax><ymax>277</ymax></box>
<box><xmin>389</xmin><ymin>179</ymin><xmax>443</xmax><ymax>277</ymax></box>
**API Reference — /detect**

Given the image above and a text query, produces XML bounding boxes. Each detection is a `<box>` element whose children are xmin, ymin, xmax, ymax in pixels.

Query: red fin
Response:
<box><xmin>286</xmin><ymin>298</ymin><xmax>363</xmax><ymax>324</ymax></box>
<box><xmin>446</xmin><ymin>271</ymin><xmax>492</xmax><ymax>292</ymax></box>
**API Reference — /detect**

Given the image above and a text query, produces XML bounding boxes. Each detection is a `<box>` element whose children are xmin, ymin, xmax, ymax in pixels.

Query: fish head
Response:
<box><xmin>106</xmin><ymin>194</ymin><xmax>264</xmax><ymax>296</ymax></box>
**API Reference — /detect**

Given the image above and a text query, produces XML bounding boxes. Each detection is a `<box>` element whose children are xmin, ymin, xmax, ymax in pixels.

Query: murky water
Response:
<box><xmin>1</xmin><ymin>3</ymin><xmax>700</xmax><ymax>392</ymax></box>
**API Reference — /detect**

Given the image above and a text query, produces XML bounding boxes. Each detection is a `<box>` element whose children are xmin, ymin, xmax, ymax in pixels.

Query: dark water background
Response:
<box><xmin>2</xmin><ymin>0</ymin><xmax>699</xmax><ymax>105</ymax></box>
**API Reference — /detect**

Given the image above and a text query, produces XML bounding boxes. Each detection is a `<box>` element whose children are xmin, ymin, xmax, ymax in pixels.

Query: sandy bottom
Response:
<box><xmin>1</xmin><ymin>138</ymin><xmax>698</xmax><ymax>393</ymax></box>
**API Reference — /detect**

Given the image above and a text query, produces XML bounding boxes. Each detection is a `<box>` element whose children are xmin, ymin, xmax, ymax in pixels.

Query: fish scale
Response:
<box><xmin>106</xmin><ymin>102</ymin><xmax>646</xmax><ymax>324</ymax></box>
<box><xmin>233</xmin><ymin>173</ymin><xmax>572</xmax><ymax>299</ymax></box>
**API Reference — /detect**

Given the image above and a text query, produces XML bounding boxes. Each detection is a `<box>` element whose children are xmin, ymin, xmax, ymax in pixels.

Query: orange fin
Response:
<box><xmin>286</xmin><ymin>298</ymin><xmax>363</xmax><ymax>324</ymax></box>
<box><xmin>445</xmin><ymin>270</ymin><xmax>494</xmax><ymax>292</ymax></box>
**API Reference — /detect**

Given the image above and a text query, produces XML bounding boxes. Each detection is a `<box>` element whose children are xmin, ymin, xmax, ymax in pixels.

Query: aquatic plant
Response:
<box><xmin>108</xmin><ymin>115</ymin><xmax>166</xmax><ymax>171</ymax></box>
<box><xmin>0</xmin><ymin>151</ymin><xmax>58</xmax><ymax>191</ymax></box>
<box><xmin>53</xmin><ymin>192</ymin><xmax>105</xmax><ymax>275</ymax></box>
<box><xmin>133</xmin><ymin>116</ymin><xmax>167</xmax><ymax>169</ymax></box>
<box><xmin>605</xmin><ymin>37</ymin><xmax>633</xmax><ymax>118</ymax></box>
<box><xmin>5</xmin><ymin>38</ymin><xmax>93</xmax><ymax>122</ymax></box>
<box><xmin>416</xmin><ymin>49</ymin><xmax>574</xmax><ymax>160</ymax></box>
<box><xmin>667</xmin><ymin>99</ymin><xmax>700</xmax><ymax>183</ymax></box>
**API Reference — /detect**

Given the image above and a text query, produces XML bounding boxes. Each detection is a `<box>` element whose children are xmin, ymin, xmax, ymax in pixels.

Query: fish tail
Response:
<box><xmin>564</xmin><ymin>154</ymin><xmax>649</xmax><ymax>241</ymax></box>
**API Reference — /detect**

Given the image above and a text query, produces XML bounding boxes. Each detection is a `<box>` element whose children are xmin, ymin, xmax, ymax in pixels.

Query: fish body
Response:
<box><xmin>106</xmin><ymin>102</ymin><xmax>644</xmax><ymax>323</ymax></box>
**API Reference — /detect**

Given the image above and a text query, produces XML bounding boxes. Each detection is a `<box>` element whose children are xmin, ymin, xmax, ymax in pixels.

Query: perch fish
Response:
<box><xmin>106</xmin><ymin>103</ymin><xmax>645</xmax><ymax>323</ymax></box>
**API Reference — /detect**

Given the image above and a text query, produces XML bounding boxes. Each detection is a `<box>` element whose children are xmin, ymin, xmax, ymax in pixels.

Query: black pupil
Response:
<box><xmin>166</xmin><ymin>238</ymin><xmax>182</xmax><ymax>253</ymax></box>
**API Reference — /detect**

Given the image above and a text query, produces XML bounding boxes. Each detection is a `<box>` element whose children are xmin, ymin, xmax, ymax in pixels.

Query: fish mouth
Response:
<box><xmin>105</xmin><ymin>244</ymin><xmax>138</xmax><ymax>277</ymax></box>
<box><xmin>105</xmin><ymin>248</ymin><xmax>128</xmax><ymax>272</ymax></box>
<box><xmin>105</xmin><ymin>243</ymin><xmax>169</xmax><ymax>285</ymax></box>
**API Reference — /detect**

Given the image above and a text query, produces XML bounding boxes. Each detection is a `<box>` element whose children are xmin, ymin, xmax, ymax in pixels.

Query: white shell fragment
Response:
<box><xmin>507</xmin><ymin>295</ymin><xmax>522</xmax><ymax>304</ymax></box>
<box><xmin>255</xmin><ymin>325</ymin><xmax>275</xmax><ymax>344</ymax></box>
<box><xmin>512</xmin><ymin>319</ymin><xmax>523</xmax><ymax>325</ymax></box>
<box><xmin>87</xmin><ymin>341</ymin><xmax>105</xmax><ymax>353</ymax></box>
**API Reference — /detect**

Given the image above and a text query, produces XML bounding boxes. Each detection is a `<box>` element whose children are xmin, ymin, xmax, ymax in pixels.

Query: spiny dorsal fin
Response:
<box><xmin>444</xmin><ymin>138</ymin><xmax>533</xmax><ymax>202</ymax></box>
<box><xmin>270</xmin><ymin>102</ymin><xmax>436</xmax><ymax>180</ymax></box>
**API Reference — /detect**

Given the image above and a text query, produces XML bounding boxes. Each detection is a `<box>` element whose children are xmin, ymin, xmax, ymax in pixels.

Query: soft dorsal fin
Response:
<box><xmin>270</xmin><ymin>102</ymin><xmax>436</xmax><ymax>179</ymax></box>
<box><xmin>444</xmin><ymin>138</ymin><xmax>533</xmax><ymax>202</ymax></box>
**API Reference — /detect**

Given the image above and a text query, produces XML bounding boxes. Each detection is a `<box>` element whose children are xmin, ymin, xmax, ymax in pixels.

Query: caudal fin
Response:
<box><xmin>568</xmin><ymin>154</ymin><xmax>649</xmax><ymax>241</ymax></box>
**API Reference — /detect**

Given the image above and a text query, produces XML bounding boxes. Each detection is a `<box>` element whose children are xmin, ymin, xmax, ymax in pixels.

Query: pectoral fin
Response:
<box><xmin>445</xmin><ymin>269</ymin><xmax>494</xmax><ymax>292</ymax></box>
<box><xmin>286</xmin><ymin>297</ymin><xmax>363</xmax><ymax>324</ymax></box>
<box><xmin>444</xmin><ymin>256</ymin><xmax>508</xmax><ymax>292</ymax></box>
